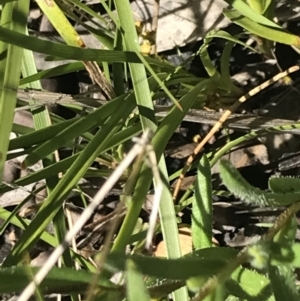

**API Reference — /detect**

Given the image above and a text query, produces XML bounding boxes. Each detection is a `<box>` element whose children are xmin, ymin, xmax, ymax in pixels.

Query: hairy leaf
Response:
<box><xmin>269</xmin><ymin>176</ymin><xmax>300</xmax><ymax>194</ymax></box>
<box><xmin>219</xmin><ymin>160</ymin><xmax>300</xmax><ymax>207</ymax></box>
<box><xmin>268</xmin><ymin>264</ymin><xmax>299</xmax><ymax>301</ymax></box>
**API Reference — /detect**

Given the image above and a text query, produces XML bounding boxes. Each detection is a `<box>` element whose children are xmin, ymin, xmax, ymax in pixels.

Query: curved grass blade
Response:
<box><xmin>3</xmin><ymin>95</ymin><xmax>136</xmax><ymax>266</ymax></box>
<box><xmin>112</xmin><ymin>78</ymin><xmax>213</xmax><ymax>253</ymax></box>
<box><xmin>2</xmin><ymin>124</ymin><xmax>141</xmax><ymax>194</ymax></box>
<box><xmin>20</xmin><ymin>62</ymin><xmax>85</xmax><ymax>86</ymax></box>
<box><xmin>224</xmin><ymin>9</ymin><xmax>300</xmax><ymax>47</ymax></box>
<box><xmin>224</xmin><ymin>0</ymin><xmax>281</xmax><ymax>28</ymax></box>
<box><xmin>0</xmin><ymin>207</ymin><xmax>96</xmax><ymax>272</ymax></box>
<box><xmin>23</xmin><ymin>95</ymin><xmax>128</xmax><ymax>167</ymax></box>
<box><xmin>219</xmin><ymin>41</ymin><xmax>243</xmax><ymax>96</ymax></box>
<box><xmin>0</xmin><ymin>25</ymin><xmax>179</xmax><ymax>72</ymax></box>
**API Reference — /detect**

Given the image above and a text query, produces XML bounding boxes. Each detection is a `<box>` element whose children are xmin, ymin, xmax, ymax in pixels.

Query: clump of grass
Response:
<box><xmin>0</xmin><ymin>0</ymin><xmax>300</xmax><ymax>301</ymax></box>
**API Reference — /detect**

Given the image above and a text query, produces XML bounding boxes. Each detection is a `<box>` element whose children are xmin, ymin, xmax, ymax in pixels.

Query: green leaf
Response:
<box><xmin>274</xmin><ymin>215</ymin><xmax>297</xmax><ymax>246</ymax></box>
<box><xmin>0</xmin><ymin>266</ymin><xmax>117</xmax><ymax>295</ymax></box>
<box><xmin>224</xmin><ymin>0</ymin><xmax>281</xmax><ymax>28</ymax></box>
<box><xmin>126</xmin><ymin>259</ymin><xmax>150</xmax><ymax>301</ymax></box>
<box><xmin>227</xmin><ymin>266</ymin><xmax>274</xmax><ymax>300</ymax></box>
<box><xmin>3</xmin><ymin>95</ymin><xmax>135</xmax><ymax>266</ymax></box>
<box><xmin>112</xmin><ymin>78</ymin><xmax>214</xmax><ymax>255</ymax></box>
<box><xmin>247</xmin><ymin>241</ymin><xmax>270</xmax><ymax>270</ymax></box>
<box><xmin>23</xmin><ymin>94</ymin><xmax>129</xmax><ymax>167</ymax></box>
<box><xmin>148</xmin><ymin>280</ymin><xmax>185</xmax><ymax>299</ymax></box>
<box><xmin>268</xmin><ymin>264</ymin><xmax>299</xmax><ymax>301</ymax></box>
<box><xmin>269</xmin><ymin>176</ymin><xmax>300</xmax><ymax>194</ymax></box>
<box><xmin>192</xmin><ymin>154</ymin><xmax>213</xmax><ymax>249</ymax></box>
<box><xmin>271</xmin><ymin>217</ymin><xmax>298</xmax><ymax>267</ymax></box>
<box><xmin>0</xmin><ymin>0</ymin><xmax>29</xmax><ymax>182</ymax></box>
<box><xmin>219</xmin><ymin>159</ymin><xmax>300</xmax><ymax>207</ymax></box>
<box><xmin>224</xmin><ymin>9</ymin><xmax>300</xmax><ymax>47</ymax></box>
<box><xmin>246</xmin><ymin>0</ymin><xmax>271</xmax><ymax>14</ymax></box>
<box><xmin>20</xmin><ymin>62</ymin><xmax>85</xmax><ymax>86</ymax></box>
<box><xmin>290</xmin><ymin>244</ymin><xmax>300</xmax><ymax>268</ymax></box>
<box><xmin>105</xmin><ymin>247</ymin><xmax>238</xmax><ymax>280</ymax></box>
<box><xmin>206</xmin><ymin>29</ymin><xmax>257</xmax><ymax>53</ymax></box>
<box><xmin>0</xmin><ymin>25</ymin><xmax>178</xmax><ymax>71</ymax></box>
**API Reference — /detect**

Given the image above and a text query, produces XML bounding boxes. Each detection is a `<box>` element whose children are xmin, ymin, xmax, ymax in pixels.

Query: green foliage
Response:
<box><xmin>126</xmin><ymin>259</ymin><xmax>150</xmax><ymax>301</ymax></box>
<box><xmin>267</xmin><ymin>217</ymin><xmax>300</xmax><ymax>301</ymax></box>
<box><xmin>1</xmin><ymin>0</ymin><xmax>300</xmax><ymax>300</ymax></box>
<box><xmin>220</xmin><ymin>160</ymin><xmax>300</xmax><ymax>300</ymax></box>
<box><xmin>192</xmin><ymin>155</ymin><xmax>213</xmax><ymax>250</ymax></box>
<box><xmin>247</xmin><ymin>241</ymin><xmax>271</xmax><ymax>270</ymax></box>
<box><xmin>268</xmin><ymin>265</ymin><xmax>299</xmax><ymax>301</ymax></box>
<box><xmin>0</xmin><ymin>266</ymin><xmax>117</xmax><ymax>295</ymax></box>
<box><xmin>269</xmin><ymin>176</ymin><xmax>300</xmax><ymax>194</ymax></box>
<box><xmin>219</xmin><ymin>160</ymin><xmax>300</xmax><ymax>207</ymax></box>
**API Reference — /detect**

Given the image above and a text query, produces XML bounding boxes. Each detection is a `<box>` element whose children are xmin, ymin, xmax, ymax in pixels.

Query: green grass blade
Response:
<box><xmin>9</xmin><ymin>117</ymin><xmax>81</xmax><ymax>151</ymax></box>
<box><xmin>23</xmin><ymin>95</ymin><xmax>127</xmax><ymax>167</ymax></box>
<box><xmin>0</xmin><ymin>207</ymin><xmax>56</xmax><ymax>247</ymax></box>
<box><xmin>210</xmin><ymin>123</ymin><xmax>300</xmax><ymax>168</ymax></box>
<box><xmin>192</xmin><ymin>155</ymin><xmax>213</xmax><ymax>250</ymax></box>
<box><xmin>21</xmin><ymin>29</ymin><xmax>61</xmax><ymax>198</ymax></box>
<box><xmin>2</xmin><ymin>124</ymin><xmax>141</xmax><ymax>193</ymax></box>
<box><xmin>200</xmin><ymin>43</ymin><xmax>219</xmax><ymax>78</ymax></box>
<box><xmin>219</xmin><ymin>41</ymin><xmax>243</xmax><ymax>96</ymax></box>
<box><xmin>0</xmin><ymin>207</ymin><xmax>96</xmax><ymax>272</ymax></box>
<box><xmin>106</xmin><ymin>247</ymin><xmax>238</xmax><ymax>279</ymax></box>
<box><xmin>112</xmin><ymin>5</ymin><xmax>188</xmax><ymax>300</ymax></box>
<box><xmin>224</xmin><ymin>9</ymin><xmax>300</xmax><ymax>46</ymax></box>
<box><xmin>206</xmin><ymin>29</ymin><xmax>257</xmax><ymax>52</ymax></box>
<box><xmin>0</xmin><ymin>25</ymin><xmax>181</xmax><ymax>71</ymax></box>
<box><xmin>112</xmin><ymin>79</ymin><xmax>212</xmax><ymax>253</ymax></box>
<box><xmin>20</xmin><ymin>62</ymin><xmax>85</xmax><ymax>86</ymax></box>
<box><xmin>0</xmin><ymin>0</ymin><xmax>29</xmax><ymax>182</ymax></box>
<box><xmin>0</xmin><ymin>25</ymin><xmax>138</xmax><ymax>62</ymax></box>
<box><xmin>158</xmin><ymin>161</ymin><xmax>190</xmax><ymax>300</ymax></box>
<box><xmin>3</xmin><ymin>96</ymin><xmax>136</xmax><ymax>266</ymax></box>
<box><xmin>0</xmin><ymin>266</ymin><xmax>117</xmax><ymax>295</ymax></box>
<box><xmin>224</xmin><ymin>0</ymin><xmax>281</xmax><ymax>28</ymax></box>
<box><xmin>36</xmin><ymin>0</ymin><xmax>85</xmax><ymax>48</ymax></box>
<box><xmin>114</xmin><ymin>0</ymin><xmax>157</xmax><ymax>132</ymax></box>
